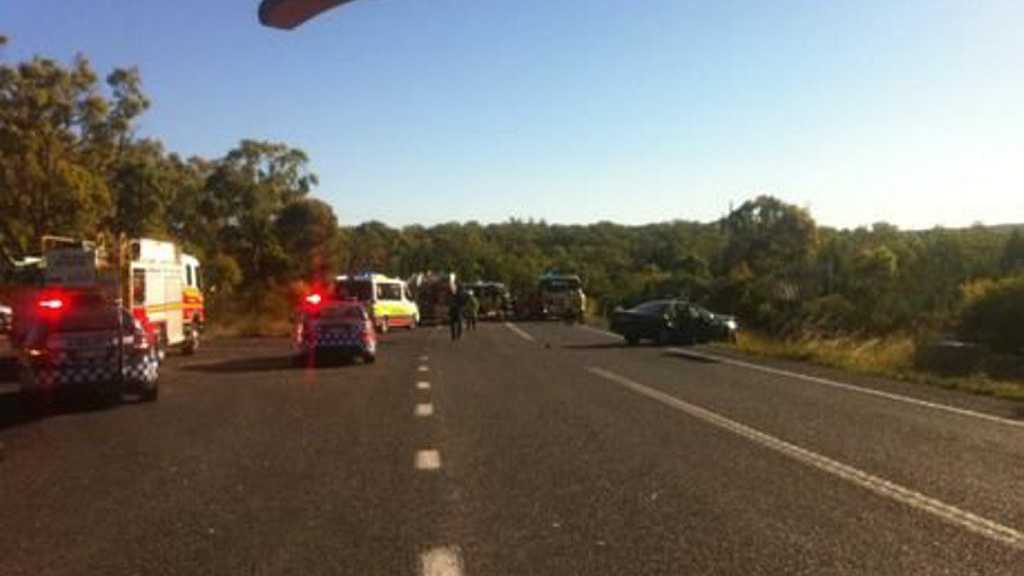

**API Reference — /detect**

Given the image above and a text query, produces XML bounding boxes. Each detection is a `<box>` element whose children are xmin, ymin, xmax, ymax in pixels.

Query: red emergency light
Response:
<box><xmin>305</xmin><ymin>293</ymin><xmax>323</xmax><ymax>309</ymax></box>
<box><xmin>37</xmin><ymin>297</ymin><xmax>65</xmax><ymax>311</ymax></box>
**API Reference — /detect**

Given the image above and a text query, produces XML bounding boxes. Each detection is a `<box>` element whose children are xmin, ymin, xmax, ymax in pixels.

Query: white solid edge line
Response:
<box><xmin>664</xmin><ymin>347</ymin><xmax>1024</xmax><ymax>430</ymax></box>
<box><xmin>415</xmin><ymin>449</ymin><xmax>441</xmax><ymax>470</ymax></box>
<box><xmin>577</xmin><ymin>324</ymin><xmax>1024</xmax><ymax>430</ymax></box>
<box><xmin>415</xmin><ymin>403</ymin><xmax>434</xmax><ymax>417</ymax></box>
<box><xmin>503</xmin><ymin>322</ymin><xmax>536</xmax><ymax>342</ymax></box>
<box><xmin>421</xmin><ymin>546</ymin><xmax>464</xmax><ymax>576</ymax></box>
<box><xmin>417</xmin><ymin>381</ymin><xmax>431</xmax><ymax>390</ymax></box>
<box><xmin>586</xmin><ymin>366</ymin><xmax>1024</xmax><ymax>550</ymax></box>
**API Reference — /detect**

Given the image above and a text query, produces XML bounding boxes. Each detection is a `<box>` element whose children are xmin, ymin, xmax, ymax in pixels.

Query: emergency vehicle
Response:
<box><xmin>125</xmin><ymin>239</ymin><xmax>198</xmax><ymax>357</ymax></box>
<box><xmin>15</xmin><ymin>238</ymin><xmax>165</xmax><ymax>405</ymax></box>
<box><xmin>294</xmin><ymin>289</ymin><xmax>377</xmax><ymax>365</ymax></box>
<box><xmin>181</xmin><ymin>254</ymin><xmax>205</xmax><ymax>354</ymax></box>
<box><xmin>408</xmin><ymin>272</ymin><xmax>456</xmax><ymax>325</ymax></box>
<box><xmin>18</xmin><ymin>288</ymin><xmax>160</xmax><ymax>405</ymax></box>
<box><xmin>335</xmin><ymin>273</ymin><xmax>419</xmax><ymax>333</ymax></box>
<box><xmin>538</xmin><ymin>273</ymin><xmax>586</xmax><ymax>322</ymax></box>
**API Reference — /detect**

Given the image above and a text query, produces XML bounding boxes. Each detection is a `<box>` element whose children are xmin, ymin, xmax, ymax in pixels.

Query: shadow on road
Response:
<box><xmin>0</xmin><ymin>393</ymin><xmax>30</xmax><ymax>431</ymax></box>
<box><xmin>183</xmin><ymin>355</ymin><xmax>298</xmax><ymax>374</ymax></box>
<box><xmin>664</xmin><ymin>348</ymin><xmax>722</xmax><ymax>364</ymax></box>
<box><xmin>183</xmin><ymin>353</ymin><xmax>370</xmax><ymax>374</ymax></box>
<box><xmin>0</xmin><ymin>389</ymin><xmax>121</xmax><ymax>432</ymax></box>
<box><xmin>562</xmin><ymin>342</ymin><xmax>630</xmax><ymax>350</ymax></box>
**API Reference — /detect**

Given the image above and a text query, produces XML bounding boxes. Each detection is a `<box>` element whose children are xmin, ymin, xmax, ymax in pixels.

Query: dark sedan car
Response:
<box><xmin>610</xmin><ymin>299</ymin><xmax>738</xmax><ymax>346</ymax></box>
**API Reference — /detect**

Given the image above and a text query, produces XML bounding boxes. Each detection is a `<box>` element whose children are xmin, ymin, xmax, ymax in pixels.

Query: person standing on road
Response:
<box><xmin>465</xmin><ymin>289</ymin><xmax>479</xmax><ymax>332</ymax></box>
<box><xmin>449</xmin><ymin>286</ymin><xmax>466</xmax><ymax>341</ymax></box>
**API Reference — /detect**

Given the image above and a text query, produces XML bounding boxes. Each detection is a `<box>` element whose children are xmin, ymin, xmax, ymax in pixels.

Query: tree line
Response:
<box><xmin>2</xmin><ymin>42</ymin><xmax>1022</xmax><ymax>352</ymax></box>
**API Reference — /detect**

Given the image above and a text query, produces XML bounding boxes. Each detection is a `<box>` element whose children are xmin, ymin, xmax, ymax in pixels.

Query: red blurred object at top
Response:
<box><xmin>259</xmin><ymin>0</ymin><xmax>358</xmax><ymax>30</ymax></box>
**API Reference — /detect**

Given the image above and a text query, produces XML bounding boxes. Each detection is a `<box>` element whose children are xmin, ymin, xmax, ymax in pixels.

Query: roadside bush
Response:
<box><xmin>798</xmin><ymin>294</ymin><xmax>857</xmax><ymax>334</ymax></box>
<box><xmin>957</xmin><ymin>275</ymin><xmax>1024</xmax><ymax>354</ymax></box>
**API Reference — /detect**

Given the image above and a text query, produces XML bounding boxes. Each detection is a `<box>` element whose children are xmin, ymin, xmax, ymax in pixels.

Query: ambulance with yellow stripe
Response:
<box><xmin>335</xmin><ymin>273</ymin><xmax>419</xmax><ymax>334</ymax></box>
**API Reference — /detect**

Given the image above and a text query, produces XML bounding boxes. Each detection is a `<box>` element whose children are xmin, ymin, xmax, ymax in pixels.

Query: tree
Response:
<box><xmin>200</xmin><ymin>140</ymin><xmax>318</xmax><ymax>282</ymax></box>
<box><xmin>0</xmin><ymin>46</ymin><xmax>152</xmax><ymax>256</ymax></box>
<box><xmin>275</xmin><ymin>198</ymin><xmax>341</xmax><ymax>280</ymax></box>
<box><xmin>1001</xmin><ymin>230</ymin><xmax>1024</xmax><ymax>273</ymax></box>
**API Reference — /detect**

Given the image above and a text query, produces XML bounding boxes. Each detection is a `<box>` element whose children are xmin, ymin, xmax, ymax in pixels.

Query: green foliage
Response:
<box><xmin>1001</xmin><ymin>230</ymin><xmax>1024</xmax><ymax>273</ymax></box>
<box><xmin>0</xmin><ymin>42</ymin><xmax>335</xmax><ymax>321</ymax></box>
<box><xmin>958</xmin><ymin>275</ymin><xmax>1024</xmax><ymax>353</ymax></box>
<box><xmin>3</xmin><ymin>41</ymin><xmax>1023</xmax><ymax>350</ymax></box>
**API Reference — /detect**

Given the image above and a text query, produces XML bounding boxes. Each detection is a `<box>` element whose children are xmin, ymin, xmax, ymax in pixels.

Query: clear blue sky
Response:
<box><xmin>3</xmin><ymin>1</ymin><xmax>1022</xmax><ymax>229</ymax></box>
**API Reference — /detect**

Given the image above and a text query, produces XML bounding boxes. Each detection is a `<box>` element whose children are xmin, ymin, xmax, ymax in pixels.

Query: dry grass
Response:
<box><xmin>204</xmin><ymin>286</ymin><xmax>297</xmax><ymax>339</ymax></box>
<box><xmin>732</xmin><ymin>332</ymin><xmax>1024</xmax><ymax>401</ymax></box>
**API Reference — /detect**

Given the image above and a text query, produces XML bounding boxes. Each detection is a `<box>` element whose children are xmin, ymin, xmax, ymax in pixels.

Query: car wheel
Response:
<box><xmin>625</xmin><ymin>335</ymin><xmax>640</xmax><ymax>346</ymax></box>
<box><xmin>139</xmin><ymin>385</ymin><xmax>159</xmax><ymax>402</ymax></box>
<box><xmin>380</xmin><ymin>317</ymin><xmax>390</xmax><ymax>334</ymax></box>
<box><xmin>362</xmin><ymin>352</ymin><xmax>376</xmax><ymax>364</ymax></box>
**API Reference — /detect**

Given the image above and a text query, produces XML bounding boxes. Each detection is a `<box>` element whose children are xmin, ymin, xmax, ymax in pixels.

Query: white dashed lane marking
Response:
<box><xmin>503</xmin><ymin>322</ymin><xmax>535</xmax><ymax>343</ymax></box>
<box><xmin>421</xmin><ymin>546</ymin><xmax>464</xmax><ymax>576</ymax></box>
<box><xmin>419</xmin><ymin>355</ymin><xmax>429</xmax><ymax>362</ymax></box>
<box><xmin>417</xmin><ymin>381</ymin><xmax>431</xmax><ymax>390</ymax></box>
<box><xmin>587</xmin><ymin>366</ymin><xmax>1024</xmax><ymax>550</ymax></box>
<box><xmin>415</xmin><ymin>403</ymin><xmax>434</xmax><ymax>417</ymax></box>
<box><xmin>415</xmin><ymin>449</ymin><xmax>441</xmax><ymax>471</ymax></box>
<box><xmin>418</xmin><ymin>365</ymin><xmax>430</xmax><ymax>373</ymax></box>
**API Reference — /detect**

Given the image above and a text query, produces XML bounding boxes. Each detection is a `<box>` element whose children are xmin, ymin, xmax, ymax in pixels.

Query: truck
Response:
<box><xmin>9</xmin><ymin>237</ymin><xmax>202</xmax><ymax>356</ymax></box>
<box><xmin>537</xmin><ymin>273</ymin><xmax>586</xmax><ymax>322</ymax></box>
<box><xmin>465</xmin><ymin>281</ymin><xmax>514</xmax><ymax>321</ymax></box>
<box><xmin>2</xmin><ymin>238</ymin><xmax>204</xmax><ymax>355</ymax></box>
<box><xmin>408</xmin><ymin>272</ymin><xmax>456</xmax><ymax>325</ymax></box>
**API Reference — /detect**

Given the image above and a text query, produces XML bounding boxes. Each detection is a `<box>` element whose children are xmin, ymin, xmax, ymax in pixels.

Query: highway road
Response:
<box><xmin>1</xmin><ymin>322</ymin><xmax>1022</xmax><ymax>575</ymax></box>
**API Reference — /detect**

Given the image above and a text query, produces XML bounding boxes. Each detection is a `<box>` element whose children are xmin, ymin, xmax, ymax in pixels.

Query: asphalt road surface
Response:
<box><xmin>1</xmin><ymin>322</ymin><xmax>1023</xmax><ymax>575</ymax></box>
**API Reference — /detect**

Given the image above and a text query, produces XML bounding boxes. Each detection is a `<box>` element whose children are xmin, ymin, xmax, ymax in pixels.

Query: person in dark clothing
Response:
<box><xmin>449</xmin><ymin>287</ymin><xmax>466</xmax><ymax>341</ymax></box>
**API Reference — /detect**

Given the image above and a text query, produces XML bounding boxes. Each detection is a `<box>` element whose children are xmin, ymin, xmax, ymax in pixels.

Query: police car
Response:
<box><xmin>18</xmin><ymin>289</ymin><xmax>160</xmax><ymax>405</ymax></box>
<box><xmin>294</xmin><ymin>290</ymin><xmax>377</xmax><ymax>366</ymax></box>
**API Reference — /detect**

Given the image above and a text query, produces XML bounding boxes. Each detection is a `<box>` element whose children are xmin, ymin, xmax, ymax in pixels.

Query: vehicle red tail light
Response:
<box><xmin>305</xmin><ymin>293</ymin><xmax>323</xmax><ymax>306</ymax></box>
<box><xmin>37</xmin><ymin>297</ymin><xmax>65</xmax><ymax>311</ymax></box>
<box><xmin>36</xmin><ymin>292</ymin><xmax>68</xmax><ymax>320</ymax></box>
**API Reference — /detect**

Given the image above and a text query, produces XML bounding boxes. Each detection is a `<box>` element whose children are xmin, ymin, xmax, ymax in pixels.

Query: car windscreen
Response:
<box><xmin>376</xmin><ymin>282</ymin><xmax>402</xmax><ymax>301</ymax></box>
<box><xmin>540</xmin><ymin>278</ymin><xmax>580</xmax><ymax>292</ymax></box>
<box><xmin>336</xmin><ymin>280</ymin><xmax>372</xmax><ymax>302</ymax></box>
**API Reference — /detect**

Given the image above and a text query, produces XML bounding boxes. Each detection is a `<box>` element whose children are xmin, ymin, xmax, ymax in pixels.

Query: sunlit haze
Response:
<box><xmin>5</xmin><ymin>0</ymin><xmax>1022</xmax><ymax>229</ymax></box>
